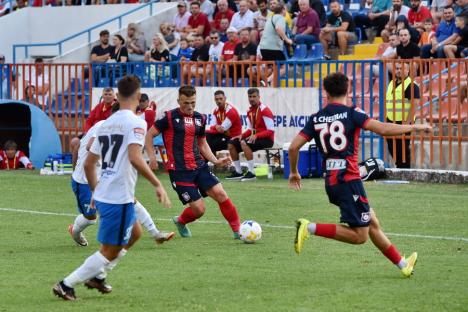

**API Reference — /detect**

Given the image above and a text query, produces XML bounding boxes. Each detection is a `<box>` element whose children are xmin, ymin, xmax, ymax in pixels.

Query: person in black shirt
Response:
<box><xmin>319</xmin><ymin>0</ymin><xmax>357</xmax><ymax>58</ymax></box>
<box><xmin>443</xmin><ymin>12</ymin><xmax>468</xmax><ymax>58</ymax></box>
<box><xmin>110</xmin><ymin>35</ymin><xmax>128</xmax><ymax>63</ymax></box>
<box><xmin>144</xmin><ymin>34</ymin><xmax>171</xmax><ymax>62</ymax></box>
<box><xmin>91</xmin><ymin>30</ymin><xmax>113</xmax><ymax>63</ymax></box>
<box><xmin>182</xmin><ymin>34</ymin><xmax>210</xmax><ymax>83</ymax></box>
<box><xmin>232</xmin><ymin>28</ymin><xmax>256</xmax><ymax>78</ymax></box>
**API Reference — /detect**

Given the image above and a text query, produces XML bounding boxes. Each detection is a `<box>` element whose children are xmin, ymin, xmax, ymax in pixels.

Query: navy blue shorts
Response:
<box><xmin>325</xmin><ymin>180</ymin><xmax>371</xmax><ymax>227</ymax></box>
<box><xmin>95</xmin><ymin>201</ymin><xmax>136</xmax><ymax>246</ymax></box>
<box><xmin>230</xmin><ymin>137</ymin><xmax>273</xmax><ymax>153</ymax></box>
<box><xmin>169</xmin><ymin>164</ymin><xmax>220</xmax><ymax>205</ymax></box>
<box><xmin>71</xmin><ymin>178</ymin><xmax>96</xmax><ymax>217</ymax></box>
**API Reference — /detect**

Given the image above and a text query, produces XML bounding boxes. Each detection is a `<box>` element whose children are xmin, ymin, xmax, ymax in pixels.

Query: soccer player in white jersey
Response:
<box><xmin>69</xmin><ymin>103</ymin><xmax>174</xmax><ymax>247</ymax></box>
<box><xmin>53</xmin><ymin>76</ymin><xmax>171</xmax><ymax>301</ymax></box>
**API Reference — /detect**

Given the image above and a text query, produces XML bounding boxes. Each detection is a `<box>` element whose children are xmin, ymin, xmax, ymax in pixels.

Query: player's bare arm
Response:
<box><xmin>128</xmin><ymin>143</ymin><xmax>171</xmax><ymax>208</ymax></box>
<box><xmin>84</xmin><ymin>152</ymin><xmax>100</xmax><ymax>191</ymax></box>
<box><xmin>145</xmin><ymin>126</ymin><xmax>160</xmax><ymax>170</ymax></box>
<box><xmin>287</xmin><ymin>134</ymin><xmax>308</xmax><ymax>191</ymax></box>
<box><xmin>364</xmin><ymin>119</ymin><xmax>432</xmax><ymax>136</ymax></box>
<box><xmin>198</xmin><ymin>136</ymin><xmax>231</xmax><ymax>166</ymax></box>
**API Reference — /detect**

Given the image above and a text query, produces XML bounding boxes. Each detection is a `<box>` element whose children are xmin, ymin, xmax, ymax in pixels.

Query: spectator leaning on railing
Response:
<box><xmin>109</xmin><ymin>34</ymin><xmax>128</xmax><ymax>63</ymax></box>
<box><xmin>144</xmin><ymin>34</ymin><xmax>170</xmax><ymax>62</ymax></box>
<box><xmin>91</xmin><ymin>30</ymin><xmax>112</xmax><ymax>63</ymax></box>
<box><xmin>421</xmin><ymin>6</ymin><xmax>458</xmax><ymax>59</ymax></box>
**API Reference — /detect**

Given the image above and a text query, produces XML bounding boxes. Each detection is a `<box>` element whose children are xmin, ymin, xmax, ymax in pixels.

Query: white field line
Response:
<box><xmin>1</xmin><ymin>207</ymin><xmax>468</xmax><ymax>243</ymax></box>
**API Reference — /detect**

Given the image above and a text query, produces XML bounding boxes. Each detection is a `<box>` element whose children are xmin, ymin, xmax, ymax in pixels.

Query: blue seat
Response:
<box><xmin>69</xmin><ymin>78</ymin><xmax>81</xmax><ymax>92</ymax></box>
<box><xmin>98</xmin><ymin>77</ymin><xmax>110</xmax><ymax>87</ymax></box>
<box><xmin>236</xmin><ymin>78</ymin><xmax>250</xmax><ymax>87</ymax></box>
<box><xmin>220</xmin><ymin>78</ymin><xmax>233</xmax><ymax>87</ymax></box>
<box><xmin>352</xmin><ymin>28</ymin><xmax>362</xmax><ymax>44</ymax></box>
<box><xmin>133</xmin><ymin>63</ymin><xmax>145</xmax><ymax>77</ymax></box>
<box><xmin>305</xmin><ymin>43</ymin><xmax>324</xmax><ymax>60</ymax></box>
<box><xmin>289</xmin><ymin>44</ymin><xmax>308</xmax><ymax>61</ymax></box>
<box><xmin>142</xmin><ymin>77</ymin><xmax>155</xmax><ymax>87</ymax></box>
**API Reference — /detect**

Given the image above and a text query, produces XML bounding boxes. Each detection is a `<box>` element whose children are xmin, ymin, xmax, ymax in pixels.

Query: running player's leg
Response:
<box><xmin>369</xmin><ymin>208</ymin><xmax>417</xmax><ymax>276</ymax></box>
<box><xmin>134</xmin><ymin>199</ymin><xmax>174</xmax><ymax>244</ymax></box>
<box><xmin>54</xmin><ymin>202</ymin><xmax>136</xmax><ymax>300</ymax></box>
<box><xmin>69</xmin><ymin>179</ymin><xmax>97</xmax><ymax>246</ymax></box>
<box><xmin>205</xmin><ymin>184</ymin><xmax>240</xmax><ymax>238</ymax></box>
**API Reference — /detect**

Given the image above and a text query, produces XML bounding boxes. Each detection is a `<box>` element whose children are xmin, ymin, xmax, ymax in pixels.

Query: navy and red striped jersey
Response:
<box><xmin>155</xmin><ymin>108</ymin><xmax>207</xmax><ymax>171</ymax></box>
<box><xmin>300</xmin><ymin>103</ymin><xmax>370</xmax><ymax>186</ymax></box>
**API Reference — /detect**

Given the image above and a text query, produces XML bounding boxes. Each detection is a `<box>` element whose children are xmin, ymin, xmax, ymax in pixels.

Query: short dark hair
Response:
<box><xmin>328</xmin><ymin>0</ymin><xmax>340</xmax><ymax>5</ymax></box>
<box><xmin>179</xmin><ymin>85</ymin><xmax>196</xmax><ymax>97</ymax></box>
<box><xmin>443</xmin><ymin>5</ymin><xmax>453</xmax><ymax>10</ymax></box>
<box><xmin>190</xmin><ymin>1</ymin><xmax>200</xmax><ymax>7</ymax></box>
<box><xmin>24</xmin><ymin>85</ymin><xmax>35</xmax><ymax>94</ymax></box>
<box><xmin>4</xmin><ymin>140</ymin><xmax>17</xmax><ymax>150</ymax></box>
<box><xmin>257</xmin><ymin>0</ymin><xmax>267</xmax><ymax>5</ymax></box>
<box><xmin>214</xmin><ymin>90</ymin><xmax>225</xmax><ymax>96</ymax></box>
<box><xmin>35</xmin><ymin>57</ymin><xmax>43</xmax><ymax>63</ymax></box>
<box><xmin>99</xmin><ymin>29</ymin><xmax>110</xmax><ymax>36</ymax></box>
<box><xmin>117</xmin><ymin>75</ymin><xmax>140</xmax><ymax>98</ymax></box>
<box><xmin>210</xmin><ymin>30</ymin><xmax>220</xmax><ymax>36</ymax></box>
<box><xmin>424</xmin><ymin>18</ymin><xmax>433</xmax><ymax>23</ymax></box>
<box><xmin>323</xmin><ymin>72</ymin><xmax>349</xmax><ymax>98</ymax></box>
<box><xmin>247</xmin><ymin>88</ymin><xmax>259</xmax><ymax>95</ymax></box>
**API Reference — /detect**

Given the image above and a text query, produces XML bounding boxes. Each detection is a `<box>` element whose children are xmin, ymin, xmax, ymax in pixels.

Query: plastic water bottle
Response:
<box><xmin>58</xmin><ymin>159</ymin><xmax>64</xmax><ymax>175</ymax></box>
<box><xmin>267</xmin><ymin>165</ymin><xmax>273</xmax><ymax>180</ymax></box>
<box><xmin>52</xmin><ymin>160</ymin><xmax>58</xmax><ymax>174</ymax></box>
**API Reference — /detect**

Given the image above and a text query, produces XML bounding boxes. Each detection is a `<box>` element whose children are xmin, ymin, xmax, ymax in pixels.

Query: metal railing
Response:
<box><xmin>1</xmin><ymin>60</ymin><xmax>467</xmax><ymax>170</ymax></box>
<box><xmin>12</xmin><ymin>0</ymin><xmax>160</xmax><ymax>63</ymax></box>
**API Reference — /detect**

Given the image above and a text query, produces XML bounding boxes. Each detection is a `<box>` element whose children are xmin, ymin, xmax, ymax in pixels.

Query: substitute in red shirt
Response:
<box><xmin>0</xmin><ymin>140</ymin><xmax>33</xmax><ymax>170</ymax></box>
<box><xmin>227</xmin><ymin>88</ymin><xmax>275</xmax><ymax>181</ymax></box>
<box><xmin>84</xmin><ymin>87</ymin><xmax>116</xmax><ymax>132</ymax></box>
<box><xmin>206</xmin><ymin>90</ymin><xmax>242</xmax><ymax>154</ymax></box>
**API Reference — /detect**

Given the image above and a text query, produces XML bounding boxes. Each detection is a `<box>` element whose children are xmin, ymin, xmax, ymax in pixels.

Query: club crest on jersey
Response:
<box><xmin>182</xmin><ymin>192</ymin><xmax>191</xmax><ymax>202</ymax></box>
<box><xmin>184</xmin><ymin>117</ymin><xmax>193</xmax><ymax>125</ymax></box>
<box><xmin>175</xmin><ymin>118</ymin><xmax>180</xmax><ymax>123</ymax></box>
<box><xmin>133</xmin><ymin>128</ymin><xmax>145</xmax><ymax>139</ymax></box>
<box><xmin>361</xmin><ymin>212</ymin><xmax>371</xmax><ymax>223</ymax></box>
<box><xmin>194</xmin><ymin>118</ymin><xmax>202</xmax><ymax>126</ymax></box>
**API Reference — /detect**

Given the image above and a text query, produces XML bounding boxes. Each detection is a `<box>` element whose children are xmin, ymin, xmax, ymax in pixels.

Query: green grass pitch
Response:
<box><xmin>0</xmin><ymin>171</ymin><xmax>467</xmax><ymax>311</ymax></box>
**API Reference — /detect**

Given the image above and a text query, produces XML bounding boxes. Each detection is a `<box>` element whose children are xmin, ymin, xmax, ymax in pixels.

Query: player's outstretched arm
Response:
<box><xmin>128</xmin><ymin>144</ymin><xmax>171</xmax><ymax>208</ymax></box>
<box><xmin>288</xmin><ymin>134</ymin><xmax>308</xmax><ymax>191</ymax></box>
<box><xmin>198</xmin><ymin>137</ymin><xmax>232</xmax><ymax>166</ymax></box>
<box><xmin>84</xmin><ymin>152</ymin><xmax>100</xmax><ymax>191</ymax></box>
<box><xmin>145</xmin><ymin>126</ymin><xmax>160</xmax><ymax>170</ymax></box>
<box><xmin>364</xmin><ymin>119</ymin><xmax>432</xmax><ymax>136</ymax></box>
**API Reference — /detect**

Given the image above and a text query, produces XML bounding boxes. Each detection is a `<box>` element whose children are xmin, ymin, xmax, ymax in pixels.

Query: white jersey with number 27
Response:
<box><xmin>90</xmin><ymin>109</ymin><xmax>147</xmax><ymax>204</ymax></box>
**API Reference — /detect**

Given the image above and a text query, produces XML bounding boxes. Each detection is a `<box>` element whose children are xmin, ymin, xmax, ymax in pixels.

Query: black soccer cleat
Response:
<box><xmin>84</xmin><ymin>277</ymin><xmax>112</xmax><ymax>294</ymax></box>
<box><xmin>52</xmin><ymin>281</ymin><xmax>77</xmax><ymax>301</ymax></box>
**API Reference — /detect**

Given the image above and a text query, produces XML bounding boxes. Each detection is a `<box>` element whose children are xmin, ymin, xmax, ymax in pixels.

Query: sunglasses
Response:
<box><xmin>210</xmin><ymin>37</ymin><xmax>219</xmax><ymax>39</ymax></box>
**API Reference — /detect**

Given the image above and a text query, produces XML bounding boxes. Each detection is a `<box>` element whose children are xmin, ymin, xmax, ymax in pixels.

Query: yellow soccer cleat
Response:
<box><xmin>294</xmin><ymin>218</ymin><xmax>310</xmax><ymax>254</ymax></box>
<box><xmin>401</xmin><ymin>252</ymin><xmax>418</xmax><ymax>278</ymax></box>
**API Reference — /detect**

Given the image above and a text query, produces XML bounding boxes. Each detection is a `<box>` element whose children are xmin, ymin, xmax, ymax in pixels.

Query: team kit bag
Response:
<box><xmin>359</xmin><ymin>158</ymin><xmax>385</xmax><ymax>181</ymax></box>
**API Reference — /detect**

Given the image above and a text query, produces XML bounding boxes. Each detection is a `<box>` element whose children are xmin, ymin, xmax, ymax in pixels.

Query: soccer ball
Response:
<box><xmin>239</xmin><ymin>220</ymin><xmax>262</xmax><ymax>243</ymax></box>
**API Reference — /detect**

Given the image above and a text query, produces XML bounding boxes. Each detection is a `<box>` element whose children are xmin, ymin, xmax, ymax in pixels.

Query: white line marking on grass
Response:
<box><xmin>1</xmin><ymin>207</ymin><xmax>468</xmax><ymax>243</ymax></box>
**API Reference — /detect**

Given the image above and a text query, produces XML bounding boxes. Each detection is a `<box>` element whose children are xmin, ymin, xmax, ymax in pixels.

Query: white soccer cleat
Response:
<box><xmin>154</xmin><ymin>231</ymin><xmax>175</xmax><ymax>245</ymax></box>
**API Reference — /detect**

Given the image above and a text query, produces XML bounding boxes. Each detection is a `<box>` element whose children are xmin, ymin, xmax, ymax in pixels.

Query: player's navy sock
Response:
<box><xmin>96</xmin><ymin>249</ymin><xmax>127</xmax><ymax>280</ymax></box>
<box><xmin>218</xmin><ymin>198</ymin><xmax>240</xmax><ymax>232</ymax></box>
<box><xmin>73</xmin><ymin>214</ymin><xmax>96</xmax><ymax>233</ymax></box>
<box><xmin>63</xmin><ymin>251</ymin><xmax>109</xmax><ymax>288</ymax></box>
<box><xmin>383</xmin><ymin>244</ymin><xmax>404</xmax><ymax>266</ymax></box>
<box><xmin>233</xmin><ymin>160</ymin><xmax>242</xmax><ymax>174</ymax></box>
<box><xmin>134</xmin><ymin>201</ymin><xmax>159</xmax><ymax>238</ymax></box>
<box><xmin>178</xmin><ymin>207</ymin><xmax>198</xmax><ymax>224</ymax></box>
<box><xmin>314</xmin><ymin>224</ymin><xmax>337</xmax><ymax>239</ymax></box>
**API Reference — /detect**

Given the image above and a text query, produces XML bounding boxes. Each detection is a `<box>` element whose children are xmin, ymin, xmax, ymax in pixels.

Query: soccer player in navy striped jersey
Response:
<box><xmin>291</xmin><ymin>72</ymin><xmax>432</xmax><ymax>277</ymax></box>
<box><xmin>146</xmin><ymin>85</ymin><xmax>241</xmax><ymax>239</ymax></box>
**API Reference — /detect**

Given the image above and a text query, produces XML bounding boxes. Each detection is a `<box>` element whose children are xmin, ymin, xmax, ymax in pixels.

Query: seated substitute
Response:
<box><xmin>227</xmin><ymin>87</ymin><xmax>274</xmax><ymax>182</ymax></box>
<box><xmin>206</xmin><ymin>90</ymin><xmax>242</xmax><ymax>155</ymax></box>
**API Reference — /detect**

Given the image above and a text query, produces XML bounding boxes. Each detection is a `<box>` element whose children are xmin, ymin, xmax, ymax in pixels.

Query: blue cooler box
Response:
<box><xmin>283</xmin><ymin>142</ymin><xmax>322</xmax><ymax>179</ymax></box>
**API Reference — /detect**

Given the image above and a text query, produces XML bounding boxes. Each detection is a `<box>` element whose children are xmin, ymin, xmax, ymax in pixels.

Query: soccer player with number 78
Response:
<box><xmin>290</xmin><ymin>72</ymin><xmax>432</xmax><ymax>278</ymax></box>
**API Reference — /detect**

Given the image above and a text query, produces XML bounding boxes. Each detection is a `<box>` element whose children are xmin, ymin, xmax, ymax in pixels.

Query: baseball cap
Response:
<box><xmin>227</xmin><ymin>26</ymin><xmax>238</xmax><ymax>33</ymax></box>
<box><xmin>177</xmin><ymin>1</ymin><xmax>186</xmax><ymax>7</ymax></box>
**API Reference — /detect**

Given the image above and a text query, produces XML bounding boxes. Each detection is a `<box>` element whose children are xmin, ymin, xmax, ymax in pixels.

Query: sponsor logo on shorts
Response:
<box><xmin>361</xmin><ymin>212</ymin><xmax>371</xmax><ymax>223</ymax></box>
<box><xmin>182</xmin><ymin>192</ymin><xmax>191</xmax><ymax>202</ymax></box>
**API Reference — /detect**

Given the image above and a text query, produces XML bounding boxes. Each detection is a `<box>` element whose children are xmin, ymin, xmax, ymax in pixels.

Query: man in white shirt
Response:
<box><xmin>209</xmin><ymin>31</ymin><xmax>225</xmax><ymax>61</ymax></box>
<box><xmin>174</xmin><ymin>1</ymin><xmax>192</xmax><ymax>35</ymax></box>
<box><xmin>68</xmin><ymin>104</ymin><xmax>174</xmax><ymax>248</ymax></box>
<box><xmin>230</xmin><ymin>0</ymin><xmax>255</xmax><ymax>31</ymax></box>
<box><xmin>53</xmin><ymin>76</ymin><xmax>171</xmax><ymax>301</ymax></box>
